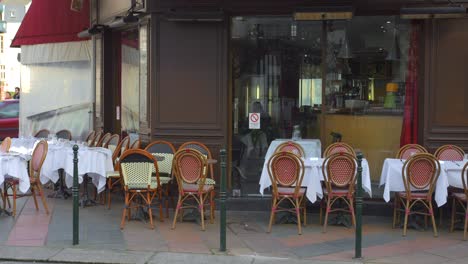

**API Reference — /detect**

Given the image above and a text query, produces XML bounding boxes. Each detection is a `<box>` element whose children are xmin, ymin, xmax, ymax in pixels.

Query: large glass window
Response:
<box><xmin>231</xmin><ymin>16</ymin><xmax>415</xmax><ymax>196</ymax></box>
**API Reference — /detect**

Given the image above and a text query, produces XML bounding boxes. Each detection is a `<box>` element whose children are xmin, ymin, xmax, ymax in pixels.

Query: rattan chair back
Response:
<box><xmin>92</xmin><ymin>131</ymin><xmax>104</xmax><ymax>147</ymax></box>
<box><xmin>30</xmin><ymin>140</ymin><xmax>48</xmax><ymax>179</ymax></box>
<box><xmin>402</xmin><ymin>153</ymin><xmax>440</xmax><ymax>195</ymax></box>
<box><xmin>119</xmin><ymin>149</ymin><xmax>159</xmax><ymax>190</ymax></box>
<box><xmin>267</xmin><ymin>151</ymin><xmax>305</xmax><ymax>195</ymax></box>
<box><xmin>397</xmin><ymin>144</ymin><xmax>428</xmax><ymax>159</ymax></box>
<box><xmin>105</xmin><ymin>134</ymin><xmax>120</xmax><ymax>153</ymax></box>
<box><xmin>97</xmin><ymin>132</ymin><xmax>111</xmax><ymax>147</ymax></box>
<box><xmin>435</xmin><ymin>145</ymin><xmax>465</xmax><ymax>161</ymax></box>
<box><xmin>179</xmin><ymin>141</ymin><xmax>213</xmax><ymax>179</ymax></box>
<box><xmin>173</xmin><ymin>148</ymin><xmax>207</xmax><ymax>188</ymax></box>
<box><xmin>130</xmin><ymin>139</ymin><xmax>141</xmax><ymax>149</ymax></box>
<box><xmin>274</xmin><ymin>141</ymin><xmax>305</xmax><ymax>158</ymax></box>
<box><xmin>324</xmin><ymin>142</ymin><xmax>356</xmax><ymax>158</ymax></box>
<box><xmin>0</xmin><ymin>137</ymin><xmax>11</xmax><ymax>153</ymax></box>
<box><xmin>56</xmin><ymin>129</ymin><xmax>72</xmax><ymax>140</ymax></box>
<box><xmin>85</xmin><ymin>131</ymin><xmax>96</xmax><ymax>146</ymax></box>
<box><xmin>323</xmin><ymin>152</ymin><xmax>357</xmax><ymax>192</ymax></box>
<box><xmin>34</xmin><ymin>129</ymin><xmax>50</xmax><ymax>138</ymax></box>
<box><xmin>145</xmin><ymin>140</ymin><xmax>176</xmax><ymax>176</ymax></box>
<box><xmin>462</xmin><ymin>162</ymin><xmax>468</xmax><ymax>198</ymax></box>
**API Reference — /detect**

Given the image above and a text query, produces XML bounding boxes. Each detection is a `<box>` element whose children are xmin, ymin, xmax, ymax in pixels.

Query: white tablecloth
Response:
<box><xmin>259</xmin><ymin>157</ymin><xmax>372</xmax><ymax>203</ymax></box>
<box><xmin>0</xmin><ymin>154</ymin><xmax>30</xmax><ymax>193</ymax></box>
<box><xmin>379</xmin><ymin>158</ymin><xmax>467</xmax><ymax>207</ymax></box>
<box><xmin>10</xmin><ymin>138</ymin><xmax>113</xmax><ymax>193</ymax></box>
<box><xmin>264</xmin><ymin>139</ymin><xmax>322</xmax><ymax>161</ymax></box>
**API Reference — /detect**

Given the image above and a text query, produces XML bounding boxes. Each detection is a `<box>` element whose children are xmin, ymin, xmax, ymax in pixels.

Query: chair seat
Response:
<box><xmin>453</xmin><ymin>192</ymin><xmax>467</xmax><ymax>201</ymax></box>
<box><xmin>277</xmin><ymin>187</ymin><xmax>306</xmax><ymax>196</ymax></box>
<box><xmin>127</xmin><ymin>181</ymin><xmax>159</xmax><ymax>190</ymax></box>
<box><xmin>399</xmin><ymin>192</ymin><xmax>430</xmax><ymax>199</ymax></box>
<box><xmin>182</xmin><ymin>183</ymin><xmax>214</xmax><ymax>193</ymax></box>
<box><xmin>4</xmin><ymin>177</ymin><xmax>19</xmax><ymax>184</ymax></box>
<box><xmin>106</xmin><ymin>171</ymin><xmax>120</xmax><ymax>178</ymax></box>
<box><xmin>197</xmin><ymin>178</ymin><xmax>216</xmax><ymax>185</ymax></box>
<box><xmin>324</xmin><ymin>188</ymin><xmax>352</xmax><ymax>196</ymax></box>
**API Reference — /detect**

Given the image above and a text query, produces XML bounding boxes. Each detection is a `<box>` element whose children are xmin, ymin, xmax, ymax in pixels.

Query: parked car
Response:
<box><xmin>0</xmin><ymin>99</ymin><xmax>19</xmax><ymax>140</ymax></box>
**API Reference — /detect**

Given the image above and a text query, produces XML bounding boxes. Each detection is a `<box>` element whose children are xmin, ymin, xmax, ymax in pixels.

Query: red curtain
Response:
<box><xmin>400</xmin><ymin>22</ymin><xmax>421</xmax><ymax>146</ymax></box>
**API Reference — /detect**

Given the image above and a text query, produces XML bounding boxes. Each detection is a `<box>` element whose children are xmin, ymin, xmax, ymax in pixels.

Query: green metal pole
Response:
<box><xmin>219</xmin><ymin>148</ymin><xmax>227</xmax><ymax>252</ymax></box>
<box><xmin>355</xmin><ymin>152</ymin><xmax>363</xmax><ymax>258</ymax></box>
<box><xmin>72</xmin><ymin>145</ymin><xmax>79</xmax><ymax>245</ymax></box>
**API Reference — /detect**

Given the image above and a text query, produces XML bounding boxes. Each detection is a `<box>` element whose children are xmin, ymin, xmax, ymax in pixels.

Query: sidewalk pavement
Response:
<box><xmin>1</xmin><ymin>193</ymin><xmax>468</xmax><ymax>264</ymax></box>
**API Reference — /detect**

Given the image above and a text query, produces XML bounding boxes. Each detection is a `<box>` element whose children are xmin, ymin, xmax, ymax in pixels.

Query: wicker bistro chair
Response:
<box><xmin>3</xmin><ymin>140</ymin><xmax>49</xmax><ymax>217</ymax></box>
<box><xmin>34</xmin><ymin>129</ymin><xmax>50</xmax><ymax>139</ymax></box>
<box><xmin>267</xmin><ymin>151</ymin><xmax>306</xmax><ymax>235</ymax></box>
<box><xmin>56</xmin><ymin>129</ymin><xmax>72</xmax><ymax>140</ymax></box>
<box><xmin>97</xmin><ymin>133</ymin><xmax>112</xmax><ymax>147</ymax></box>
<box><xmin>85</xmin><ymin>131</ymin><xmax>96</xmax><ymax>146</ymax></box>
<box><xmin>144</xmin><ymin>140</ymin><xmax>176</xmax><ymax>217</ymax></box>
<box><xmin>0</xmin><ymin>137</ymin><xmax>11</xmax><ymax>153</ymax></box>
<box><xmin>320</xmin><ymin>152</ymin><xmax>357</xmax><ymax>233</ymax></box>
<box><xmin>172</xmin><ymin>148</ymin><xmax>214</xmax><ymax>231</ymax></box>
<box><xmin>130</xmin><ymin>139</ymin><xmax>141</xmax><ymax>149</ymax></box>
<box><xmin>106</xmin><ymin>136</ymin><xmax>130</xmax><ymax>209</ymax></box>
<box><xmin>450</xmin><ymin>162</ymin><xmax>468</xmax><ymax>240</ymax></box>
<box><xmin>91</xmin><ymin>130</ymin><xmax>104</xmax><ymax>147</ymax></box>
<box><xmin>274</xmin><ymin>141</ymin><xmax>305</xmax><ymax>158</ymax></box>
<box><xmin>435</xmin><ymin>145</ymin><xmax>465</xmax><ymax>161</ymax></box>
<box><xmin>119</xmin><ymin>149</ymin><xmax>163</xmax><ymax>229</ymax></box>
<box><xmin>323</xmin><ymin>142</ymin><xmax>356</xmax><ymax>158</ymax></box>
<box><xmin>397</xmin><ymin>144</ymin><xmax>428</xmax><ymax>160</ymax></box>
<box><xmin>393</xmin><ymin>153</ymin><xmax>441</xmax><ymax>237</ymax></box>
<box><xmin>104</xmin><ymin>134</ymin><xmax>120</xmax><ymax>151</ymax></box>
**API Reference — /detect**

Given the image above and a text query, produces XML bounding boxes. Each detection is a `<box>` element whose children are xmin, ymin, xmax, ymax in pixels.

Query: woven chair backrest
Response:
<box><xmin>106</xmin><ymin>134</ymin><xmax>120</xmax><ymax>154</ymax></box>
<box><xmin>34</xmin><ymin>129</ymin><xmax>50</xmax><ymax>138</ymax></box>
<box><xmin>85</xmin><ymin>131</ymin><xmax>96</xmax><ymax>146</ymax></box>
<box><xmin>92</xmin><ymin>131</ymin><xmax>104</xmax><ymax>147</ymax></box>
<box><xmin>30</xmin><ymin>140</ymin><xmax>48</xmax><ymax>178</ymax></box>
<box><xmin>119</xmin><ymin>149</ymin><xmax>158</xmax><ymax>190</ymax></box>
<box><xmin>397</xmin><ymin>144</ymin><xmax>428</xmax><ymax>160</ymax></box>
<box><xmin>179</xmin><ymin>142</ymin><xmax>211</xmax><ymax>158</ymax></box>
<box><xmin>324</xmin><ymin>152</ymin><xmax>356</xmax><ymax>188</ymax></box>
<box><xmin>145</xmin><ymin>141</ymin><xmax>176</xmax><ymax>176</ymax></box>
<box><xmin>268</xmin><ymin>151</ymin><xmax>303</xmax><ymax>187</ymax></box>
<box><xmin>0</xmin><ymin>137</ymin><xmax>11</xmax><ymax>153</ymax></box>
<box><xmin>435</xmin><ymin>145</ymin><xmax>465</xmax><ymax>161</ymax></box>
<box><xmin>112</xmin><ymin>136</ymin><xmax>130</xmax><ymax>163</ymax></box>
<box><xmin>98</xmin><ymin>133</ymin><xmax>111</xmax><ymax>147</ymax></box>
<box><xmin>274</xmin><ymin>141</ymin><xmax>305</xmax><ymax>158</ymax></box>
<box><xmin>403</xmin><ymin>153</ymin><xmax>439</xmax><ymax>191</ymax></box>
<box><xmin>130</xmin><ymin>139</ymin><xmax>141</xmax><ymax>149</ymax></box>
<box><xmin>174</xmin><ymin>149</ymin><xmax>206</xmax><ymax>184</ymax></box>
<box><xmin>324</xmin><ymin>142</ymin><xmax>356</xmax><ymax>158</ymax></box>
<box><xmin>56</xmin><ymin>130</ymin><xmax>72</xmax><ymax>140</ymax></box>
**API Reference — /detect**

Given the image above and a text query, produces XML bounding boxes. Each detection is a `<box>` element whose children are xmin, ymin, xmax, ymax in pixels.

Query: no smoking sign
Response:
<box><xmin>249</xmin><ymin>113</ymin><xmax>260</xmax><ymax>129</ymax></box>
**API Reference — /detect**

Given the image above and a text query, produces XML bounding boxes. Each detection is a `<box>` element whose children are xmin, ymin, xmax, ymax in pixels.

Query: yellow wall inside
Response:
<box><xmin>323</xmin><ymin>115</ymin><xmax>403</xmax><ymax>181</ymax></box>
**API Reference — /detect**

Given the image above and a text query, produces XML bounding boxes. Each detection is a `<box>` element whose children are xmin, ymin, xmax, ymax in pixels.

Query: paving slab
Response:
<box><xmin>147</xmin><ymin>252</ymin><xmax>253</xmax><ymax>264</ymax></box>
<box><xmin>252</xmin><ymin>256</ymin><xmax>361</xmax><ymax>264</ymax></box>
<box><xmin>0</xmin><ymin>246</ymin><xmax>61</xmax><ymax>262</ymax></box>
<box><xmin>48</xmin><ymin>248</ymin><xmax>154</xmax><ymax>264</ymax></box>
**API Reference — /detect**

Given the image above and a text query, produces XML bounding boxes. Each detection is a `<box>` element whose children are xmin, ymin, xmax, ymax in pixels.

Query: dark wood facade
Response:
<box><xmin>96</xmin><ymin>0</ymin><xmax>468</xmax><ymax>187</ymax></box>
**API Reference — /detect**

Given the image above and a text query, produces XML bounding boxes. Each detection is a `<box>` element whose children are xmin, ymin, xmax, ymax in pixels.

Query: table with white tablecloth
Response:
<box><xmin>0</xmin><ymin>154</ymin><xmax>30</xmax><ymax>194</ymax></box>
<box><xmin>259</xmin><ymin>156</ymin><xmax>372</xmax><ymax>203</ymax></box>
<box><xmin>10</xmin><ymin>138</ymin><xmax>113</xmax><ymax>193</ymax></box>
<box><xmin>379</xmin><ymin>158</ymin><xmax>467</xmax><ymax>207</ymax></box>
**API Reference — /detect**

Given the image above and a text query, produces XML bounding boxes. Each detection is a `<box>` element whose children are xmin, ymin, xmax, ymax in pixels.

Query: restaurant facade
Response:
<box><xmin>90</xmin><ymin>0</ymin><xmax>468</xmax><ymax>197</ymax></box>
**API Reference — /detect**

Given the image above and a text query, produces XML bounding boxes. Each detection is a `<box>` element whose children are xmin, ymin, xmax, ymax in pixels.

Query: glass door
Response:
<box><xmin>230</xmin><ymin>17</ymin><xmax>323</xmax><ymax>196</ymax></box>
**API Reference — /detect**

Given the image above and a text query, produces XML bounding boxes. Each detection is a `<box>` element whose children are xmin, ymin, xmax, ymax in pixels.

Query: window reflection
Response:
<box><xmin>121</xmin><ymin>29</ymin><xmax>140</xmax><ymax>134</ymax></box>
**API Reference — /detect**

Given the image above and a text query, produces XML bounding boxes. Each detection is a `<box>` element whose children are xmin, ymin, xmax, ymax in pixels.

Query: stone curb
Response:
<box><xmin>0</xmin><ymin>246</ymin><xmax>362</xmax><ymax>264</ymax></box>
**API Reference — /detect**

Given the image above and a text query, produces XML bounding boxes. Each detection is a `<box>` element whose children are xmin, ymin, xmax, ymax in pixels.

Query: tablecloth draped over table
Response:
<box><xmin>10</xmin><ymin>138</ymin><xmax>113</xmax><ymax>193</ymax></box>
<box><xmin>0</xmin><ymin>154</ymin><xmax>30</xmax><ymax>193</ymax></box>
<box><xmin>379</xmin><ymin>158</ymin><xmax>468</xmax><ymax>207</ymax></box>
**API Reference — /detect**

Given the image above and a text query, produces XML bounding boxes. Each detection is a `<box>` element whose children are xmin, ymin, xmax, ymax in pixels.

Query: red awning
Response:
<box><xmin>11</xmin><ymin>0</ymin><xmax>90</xmax><ymax>47</ymax></box>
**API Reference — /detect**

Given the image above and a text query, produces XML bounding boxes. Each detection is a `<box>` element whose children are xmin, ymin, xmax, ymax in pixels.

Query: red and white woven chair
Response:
<box><xmin>274</xmin><ymin>141</ymin><xmax>305</xmax><ymax>158</ymax></box>
<box><xmin>397</xmin><ymin>144</ymin><xmax>428</xmax><ymax>159</ymax></box>
<box><xmin>172</xmin><ymin>148</ymin><xmax>214</xmax><ymax>231</ymax></box>
<box><xmin>321</xmin><ymin>152</ymin><xmax>357</xmax><ymax>233</ymax></box>
<box><xmin>267</xmin><ymin>151</ymin><xmax>306</xmax><ymax>235</ymax></box>
<box><xmin>394</xmin><ymin>153</ymin><xmax>440</xmax><ymax>237</ymax></box>
<box><xmin>450</xmin><ymin>162</ymin><xmax>468</xmax><ymax>240</ymax></box>
<box><xmin>323</xmin><ymin>142</ymin><xmax>356</xmax><ymax>158</ymax></box>
<box><xmin>435</xmin><ymin>145</ymin><xmax>465</xmax><ymax>161</ymax></box>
